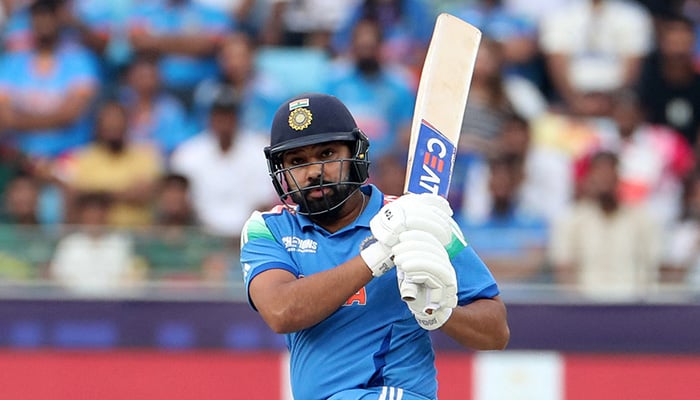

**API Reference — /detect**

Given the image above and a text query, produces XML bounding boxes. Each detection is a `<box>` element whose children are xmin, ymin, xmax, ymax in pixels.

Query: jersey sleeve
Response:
<box><xmin>451</xmin><ymin>243</ymin><xmax>500</xmax><ymax>306</ymax></box>
<box><xmin>240</xmin><ymin>210</ymin><xmax>299</xmax><ymax>309</ymax></box>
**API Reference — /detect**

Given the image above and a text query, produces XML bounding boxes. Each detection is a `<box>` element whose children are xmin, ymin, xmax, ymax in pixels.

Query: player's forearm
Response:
<box><xmin>256</xmin><ymin>257</ymin><xmax>373</xmax><ymax>334</ymax></box>
<box><xmin>440</xmin><ymin>296</ymin><xmax>509</xmax><ymax>350</ymax></box>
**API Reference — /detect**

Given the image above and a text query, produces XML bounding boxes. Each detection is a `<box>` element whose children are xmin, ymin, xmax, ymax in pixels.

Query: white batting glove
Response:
<box><xmin>360</xmin><ymin>237</ymin><xmax>394</xmax><ymax>277</ymax></box>
<box><xmin>402</xmin><ymin>284</ymin><xmax>454</xmax><ymax>331</ymax></box>
<box><xmin>393</xmin><ymin>230</ymin><xmax>458</xmax><ymax>330</ymax></box>
<box><xmin>369</xmin><ymin>193</ymin><xmax>455</xmax><ymax>248</ymax></box>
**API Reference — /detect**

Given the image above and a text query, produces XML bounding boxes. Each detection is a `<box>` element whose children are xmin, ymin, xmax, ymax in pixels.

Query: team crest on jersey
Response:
<box><xmin>282</xmin><ymin>236</ymin><xmax>318</xmax><ymax>253</ymax></box>
<box><xmin>289</xmin><ymin>107</ymin><xmax>313</xmax><ymax>131</ymax></box>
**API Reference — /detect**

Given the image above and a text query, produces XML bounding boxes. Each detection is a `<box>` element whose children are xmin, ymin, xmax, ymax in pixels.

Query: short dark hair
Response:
<box><xmin>162</xmin><ymin>173</ymin><xmax>190</xmax><ymax>191</ymax></box>
<box><xmin>211</xmin><ymin>87</ymin><xmax>240</xmax><ymax>113</ymax></box>
<box><xmin>29</xmin><ymin>0</ymin><xmax>61</xmax><ymax>15</ymax></box>
<box><xmin>660</xmin><ymin>13</ymin><xmax>695</xmax><ymax>30</ymax></box>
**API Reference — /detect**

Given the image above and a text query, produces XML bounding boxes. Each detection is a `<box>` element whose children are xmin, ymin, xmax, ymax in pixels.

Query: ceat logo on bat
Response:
<box><xmin>406</xmin><ymin>120</ymin><xmax>456</xmax><ymax>197</ymax></box>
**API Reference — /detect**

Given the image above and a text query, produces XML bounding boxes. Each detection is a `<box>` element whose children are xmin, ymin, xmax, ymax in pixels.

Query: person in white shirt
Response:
<box><xmin>169</xmin><ymin>88</ymin><xmax>278</xmax><ymax>237</ymax></box>
<box><xmin>539</xmin><ymin>0</ymin><xmax>653</xmax><ymax>115</ymax></box>
<box><xmin>51</xmin><ymin>191</ymin><xmax>141</xmax><ymax>297</ymax></box>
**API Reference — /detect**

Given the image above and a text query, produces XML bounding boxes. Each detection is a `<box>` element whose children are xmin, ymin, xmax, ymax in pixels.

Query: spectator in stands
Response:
<box><xmin>0</xmin><ymin>144</ymin><xmax>34</xmax><ymax>195</ymax></box>
<box><xmin>62</xmin><ymin>101</ymin><xmax>163</xmax><ymax>227</ymax></box>
<box><xmin>332</xmin><ymin>0</ymin><xmax>435</xmax><ymax>75</ymax></box>
<box><xmin>0</xmin><ymin>0</ymin><xmax>99</xmax><ymax>161</ymax></box>
<box><xmin>126</xmin><ymin>0</ymin><xmax>236</xmax><ymax>104</ymax></box>
<box><xmin>639</xmin><ymin>13</ymin><xmax>700</xmax><ymax>149</ymax></box>
<box><xmin>261</xmin><ymin>0</ymin><xmax>358</xmax><ymax>50</ymax></box>
<box><xmin>459</xmin><ymin>38</ymin><xmax>517</xmax><ymax>155</ymax></box>
<box><xmin>136</xmin><ymin>173</ymin><xmax>234</xmax><ymax>281</ymax></box>
<box><xmin>154</xmin><ymin>172</ymin><xmax>195</xmax><ymax>227</ymax></box>
<box><xmin>0</xmin><ymin>173</ymin><xmax>55</xmax><ymax>280</ymax></box>
<box><xmin>118</xmin><ymin>51</ymin><xmax>192</xmax><ymax>157</ymax></box>
<box><xmin>324</xmin><ymin>17</ymin><xmax>414</xmax><ymax>162</ymax></box>
<box><xmin>135</xmin><ymin>172</ymin><xmax>230</xmax><ymax>281</ymax></box>
<box><xmin>458</xmin><ymin>152</ymin><xmax>548</xmax><ymax>284</ymax></box>
<box><xmin>452</xmin><ymin>38</ymin><xmax>548</xmax><ymax>214</ymax></box>
<box><xmin>463</xmin><ymin>113</ymin><xmax>573</xmax><ymax>226</ymax></box>
<box><xmin>539</xmin><ymin>0</ymin><xmax>654</xmax><ymax>115</ymax></box>
<box><xmin>662</xmin><ymin>170</ymin><xmax>700</xmax><ymax>286</ymax></box>
<box><xmin>1</xmin><ymin>0</ymin><xmax>108</xmax><ymax>54</ymax></box>
<box><xmin>50</xmin><ymin>191</ymin><xmax>144</xmax><ymax>296</ymax></box>
<box><xmin>170</xmin><ymin>88</ymin><xmax>277</xmax><ymax>237</ymax></box>
<box><xmin>447</xmin><ymin>0</ymin><xmax>544</xmax><ymax>88</ymax></box>
<box><xmin>0</xmin><ymin>173</ymin><xmax>39</xmax><ymax>225</ymax></box>
<box><xmin>192</xmin><ymin>32</ymin><xmax>286</xmax><ymax>137</ymax></box>
<box><xmin>582</xmin><ymin>89</ymin><xmax>695</xmax><ymax>228</ymax></box>
<box><xmin>549</xmin><ymin>151</ymin><xmax>661</xmax><ymax>301</ymax></box>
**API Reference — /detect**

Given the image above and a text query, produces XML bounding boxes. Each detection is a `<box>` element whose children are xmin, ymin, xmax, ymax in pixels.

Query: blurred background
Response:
<box><xmin>1</xmin><ymin>0</ymin><xmax>700</xmax><ymax>398</ymax></box>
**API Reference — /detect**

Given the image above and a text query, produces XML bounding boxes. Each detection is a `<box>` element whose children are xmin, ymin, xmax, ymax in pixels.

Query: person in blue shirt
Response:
<box><xmin>126</xmin><ymin>0</ymin><xmax>235</xmax><ymax>102</ymax></box>
<box><xmin>240</xmin><ymin>93</ymin><xmax>509</xmax><ymax>400</ymax></box>
<box><xmin>192</xmin><ymin>32</ymin><xmax>287</xmax><ymax>137</ymax></box>
<box><xmin>325</xmin><ymin>18</ymin><xmax>415</xmax><ymax>162</ymax></box>
<box><xmin>332</xmin><ymin>0</ymin><xmax>435</xmax><ymax>73</ymax></box>
<box><xmin>118</xmin><ymin>52</ymin><xmax>193</xmax><ymax>157</ymax></box>
<box><xmin>0</xmin><ymin>0</ymin><xmax>99</xmax><ymax>160</ymax></box>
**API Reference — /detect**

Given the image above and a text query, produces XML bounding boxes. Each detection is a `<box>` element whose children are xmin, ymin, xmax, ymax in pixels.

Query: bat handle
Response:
<box><xmin>400</xmin><ymin>281</ymin><xmax>418</xmax><ymax>302</ymax></box>
<box><xmin>401</xmin><ymin>281</ymin><xmax>438</xmax><ymax>315</ymax></box>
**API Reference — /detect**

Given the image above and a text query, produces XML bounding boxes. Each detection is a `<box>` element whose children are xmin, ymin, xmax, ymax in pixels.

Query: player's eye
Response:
<box><xmin>288</xmin><ymin>157</ymin><xmax>305</xmax><ymax>166</ymax></box>
<box><xmin>320</xmin><ymin>148</ymin><xmax>335</xmax><ymax>158</ymax></box>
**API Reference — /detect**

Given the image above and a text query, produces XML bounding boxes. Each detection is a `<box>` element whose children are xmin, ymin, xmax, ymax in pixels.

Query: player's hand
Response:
<box><xmin>369</xmin><ymin>193</ymin><xmax>455</xmax><ymax>248</ymax></box>
<box><xmin>393</xmin><ymin>230</ymin><xmax>458</xmax><ymax>330</ymax></box>
<box><xmin>360</xmin><ymin>237</ymin><xmax>394</xmax><ymax>277</ymax></box>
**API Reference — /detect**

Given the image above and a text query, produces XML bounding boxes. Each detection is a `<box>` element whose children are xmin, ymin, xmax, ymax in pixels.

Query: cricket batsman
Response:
<box><xmin>240</xmin><ymin>93</ymin><xmax>509</xmax><ymax>400</ymax></box>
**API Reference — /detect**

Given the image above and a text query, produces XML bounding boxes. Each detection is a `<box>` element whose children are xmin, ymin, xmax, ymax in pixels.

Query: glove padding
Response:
<box><xmin>394</xmin><ymin>230</ymin><xmax>458</xmax><ymax>330</ymax></box>
<box><xmin>369</xmin><ymin>193</ymin><xmax>454</xmax><ymax>248</ymax></box>
<box><xmin>360</xmin><ymin>238</ymin><xmax>394</xmax><ymax>277</ymax></box>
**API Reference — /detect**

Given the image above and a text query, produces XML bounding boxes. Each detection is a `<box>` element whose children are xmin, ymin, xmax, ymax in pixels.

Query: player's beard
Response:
<box><xmin>291</xmin><ymin>180</ymin><xmax>357</xmax><ymax>221</ymax></box>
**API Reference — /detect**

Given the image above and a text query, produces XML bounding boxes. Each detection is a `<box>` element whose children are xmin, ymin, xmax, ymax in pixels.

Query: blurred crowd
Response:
<box><xmin>1</xmin><ymin>0</ymin><xmax>700</xmax><ymax>301</ymax></box>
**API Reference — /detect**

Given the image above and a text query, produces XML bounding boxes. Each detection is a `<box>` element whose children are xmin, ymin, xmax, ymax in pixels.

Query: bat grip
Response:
<box><xmin>401</xmin><ymin>281</ymin><xmax>438</xmax><ymax>315</ymax></box>
<box><xmin>400</xmin><ymin>281</ymin><xmax>418</xmax><ymax>302</ymax></box>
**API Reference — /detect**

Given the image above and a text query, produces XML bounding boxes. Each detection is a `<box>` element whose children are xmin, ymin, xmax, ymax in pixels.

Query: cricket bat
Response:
<box><xmin>401</xmin><ymin>13</ymin><xmax>481</xmax><ymax>303</ymax></box>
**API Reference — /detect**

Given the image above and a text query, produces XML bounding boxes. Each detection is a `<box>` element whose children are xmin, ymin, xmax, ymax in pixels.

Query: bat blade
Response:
<box><xmin>400</xmin><ymin>13</ymin><xmax>481</xmax><ymax>305</ymax></box>
<box><xmin>404</xmin><ymin>13</ymin><xmax>482</xmax><ymax>197</ymax></box>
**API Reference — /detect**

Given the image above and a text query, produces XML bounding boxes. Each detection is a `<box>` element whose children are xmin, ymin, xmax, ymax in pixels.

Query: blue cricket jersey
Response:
<box><xmin>240</xmin><ymin>185</ymin><xmax>499</xmax><ymax>400</ymax></box>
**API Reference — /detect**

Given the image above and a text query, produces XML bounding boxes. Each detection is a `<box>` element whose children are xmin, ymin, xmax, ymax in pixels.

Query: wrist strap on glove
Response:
<box><xmin>360</xmin><ymin>238</ymin><xmax>394</xmax><ymax>277</ymax></box>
